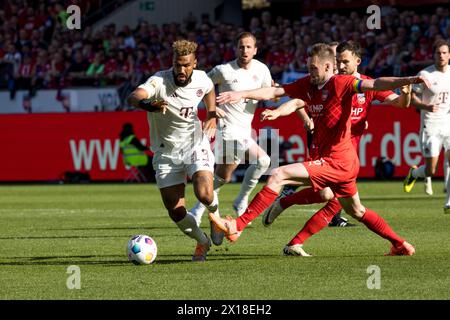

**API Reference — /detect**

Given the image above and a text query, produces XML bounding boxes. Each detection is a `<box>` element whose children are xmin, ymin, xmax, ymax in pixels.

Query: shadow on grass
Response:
<box><xmin>0</xmin><ymin>253</ymin><xmax>281</xmax><ymax>266</ymax></box>
<box><xmin>0</xmin><ymin>233</ymin><xmax>184</xmax><ymax>240</ymax></box>
<box><xmin>47</xmin><ymin>226</ymin><xmax>178</xmax><ymax>231</ymax></box>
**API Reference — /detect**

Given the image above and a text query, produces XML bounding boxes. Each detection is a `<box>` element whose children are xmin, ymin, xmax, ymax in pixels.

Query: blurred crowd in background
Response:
<box><xmin>0</xmin><ymin>0</ymin><xmax>449</xmax><ymax>109</ymax></box>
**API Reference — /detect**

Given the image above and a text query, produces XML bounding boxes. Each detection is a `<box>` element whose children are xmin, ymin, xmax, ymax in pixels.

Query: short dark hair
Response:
<box><xmin>328</xmin><ymin>41</ymin><xmax>339</xmax><ymax>47</ymax></box>
<box><xmin>336</xmin><ymin>41</ymin><xmax>362</xmax><ymax>58</ymax></box>
<box><xmin>308</xmin><ymin>43</ymin><xmax>335</xmax><ymax>63</ymax></box>
<box><xmin>235</xmin><ymin>31</ymin><xmax>257</xmax><ymax>47</ymax></box>
<box><xmin>433</xmin><ymin>39</ymin><xmax>450</xmax><ymax>53</ymax></box>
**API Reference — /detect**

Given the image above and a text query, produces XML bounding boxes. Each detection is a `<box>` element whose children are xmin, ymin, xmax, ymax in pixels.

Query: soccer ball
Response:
<box><xmin>126</xmin><ymin>235</ymin><xmax>157</xmax><ymax>265</ymax></box>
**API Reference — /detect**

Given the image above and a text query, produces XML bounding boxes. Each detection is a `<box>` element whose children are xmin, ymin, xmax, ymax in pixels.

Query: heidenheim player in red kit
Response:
<box><xmin>258</xmin><ymin>41</ymin><xmax>413</xmax><ymax>256</ymax></box>
<box><xmin>210</xmin><ymin>43</ymin><xmax>430</xmax><ymax>256</ymax></box>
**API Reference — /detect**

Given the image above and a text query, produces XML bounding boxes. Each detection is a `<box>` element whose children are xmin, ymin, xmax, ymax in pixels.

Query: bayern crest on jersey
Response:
<box><xmin>357</xmin><ymin>93</ymin><xmax>366</xmax><ymax>104</ymax></box>
<box><xmin>321</xmin><ymin>90</ymin><xmax>329</xmax><ymax>101</ymax></box>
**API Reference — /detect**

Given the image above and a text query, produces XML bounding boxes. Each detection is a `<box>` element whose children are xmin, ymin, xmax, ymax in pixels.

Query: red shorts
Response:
<box><xmin>304</xmin><ymin>156</ymin><xmax>360</xmax><ymax>198</ymax></box>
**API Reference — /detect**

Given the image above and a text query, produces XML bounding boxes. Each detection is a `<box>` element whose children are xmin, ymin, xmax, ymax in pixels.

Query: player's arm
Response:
<box><xmin>202</xmin><ymin>89</ymin><xmax>218</xmax><ymax>139</ymax></box>
<box><xmin>127</xmin><ymin>88</ymin><xmax>167</xmax><ymax>114</ymax></box>
<box><xmin>357</xmin><ymin>76</ymin><xmax>431</xmax><ymax>93</ymax></box>
<box><xmin>296</xmin><ymin>108</ymin><xmax>314</xmax><ymax>133</ymax></box>
<box><xmin>217</xmin><ymin>86</ymin><xmax>286</xmax><ymax>105</ymax></box>
<box><xmin>381</xmin><ymin>85</ymin><xmax>412</xmax><ymax>108</ymax></box>
<box><xmin>260</xmin><ymin>98</ymin><xmax>305</xmax><ymax>121</ymax></box>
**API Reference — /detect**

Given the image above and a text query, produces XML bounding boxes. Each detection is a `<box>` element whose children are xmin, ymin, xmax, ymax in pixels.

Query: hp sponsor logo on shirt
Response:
<box><xmin>308</xmin><ymin>104</ymin><xmax>324</xmax><ymax>113</ymax></box>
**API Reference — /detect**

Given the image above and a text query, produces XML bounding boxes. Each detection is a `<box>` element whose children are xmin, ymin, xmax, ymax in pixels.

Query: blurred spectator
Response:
<box><xmin>1</xmin><ymin>1</ymin><xmax>449</xmax><ymax>109</ymax></box>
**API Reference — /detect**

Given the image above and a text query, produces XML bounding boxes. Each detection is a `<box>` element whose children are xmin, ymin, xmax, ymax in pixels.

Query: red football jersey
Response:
<box><xmin>350</xmin><ymin>73</ymin><xmax>393</xmax><ymax>137</ymax></box>
<box><xmin>283</xmin><ymin>74</ymin><xmax>357</xmax><ymax>161</ymax></box>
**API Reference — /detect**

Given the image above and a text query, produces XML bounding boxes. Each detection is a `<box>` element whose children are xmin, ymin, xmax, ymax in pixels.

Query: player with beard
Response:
<box><xmin>127</xmin><ymin>40</ymin><xmax>219</xmax><ymax>262</ymax></box>
<box><xmin>258</xmin><ymin>41</ymin><xmax>412</xmax><ymax>255</ymax></box>
<box><xmin>209</xmin><ymin>43</ymin><xmax>429</xmax><ymax>256</ymax></box>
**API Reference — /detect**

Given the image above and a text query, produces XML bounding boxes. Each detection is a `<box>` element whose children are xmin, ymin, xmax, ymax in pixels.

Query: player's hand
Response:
<box><xmin>215</xmin><ymin>108</ymin><xmax>226</xmax><ymax>118</ymax></box>
<box><xmin>203</xmin><ymin>117</ymin><xmax>217</xmax><ymax>140</ymax></box>
<box><xmin>217</xmin><ymin>91</ymin><xmax>244</xmax><ymax>104</ymax></box>
<box><xmin>260</xmin><ymin>109</ymin><xmax>280</xmax><ymax>121</ymax></box>
<box><xmin>139</xmin><ymin>99</ymin><xmax>168</xmax><ymax>114</ymax></box>
<box><xmin>304</xmin><ymin>120</ymin><xmax>314</xmax><ymax>133</ymax></box>
<box><xmin>400</xmin><ymin>84</ymin><xmax>412</xmax><ymax>95</ymax></box>
<box><xmin>410</xmin><ymin>75</ymin><xmax>431</xmax><ymax>89</ymax></box>
<box><xmin>425</xmin><ymin>104</ymin><xmax>439</xmax><ymax>112</ymax></box>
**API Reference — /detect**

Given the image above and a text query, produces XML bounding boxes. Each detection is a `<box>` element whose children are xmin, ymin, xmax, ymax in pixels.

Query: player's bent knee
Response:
<box><xmin>257</xmin><ymin>155</ymin><xmax>271</xmax><ymax>171</ymax></box>
<box><xmin>168</xmin><ymin>207</ymin><xmax>187</xmax><ymax>222</ymax></box>
<box><xmin>320</xmin><ymin>188</ymin><xmax>334</xmax><ymax>202</ymax></box>
<box><xmin>267</xmin><ymin>167</ymin><xmax>283</xmax><ymax>185</ymax></box>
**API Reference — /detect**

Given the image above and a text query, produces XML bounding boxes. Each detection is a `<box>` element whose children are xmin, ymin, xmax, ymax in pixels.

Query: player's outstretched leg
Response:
<box><xmin>209</xmin><ymin>163</ymin><xmax>313</xmax><ymax>242</ymax></box>
<box><xmin>339</xmin><ymin>195</ymin><xmax>415</xmax><ymax>256</ymax></box>
<box><xmin>210</xmin><ymin>185</ymin><xmax>279</xmax><ymax>242</ymax></box>
<box><xmin>262</xmin><ymin>187</ymin><xmax>325</xmax><ymax>227</ymax></box>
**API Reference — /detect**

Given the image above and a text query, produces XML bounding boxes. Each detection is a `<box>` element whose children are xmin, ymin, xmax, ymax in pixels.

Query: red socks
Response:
<box><xmin>289</xmin><ymin>199</ymin><xmax>342</xmax><ymax>245</ymax></box>
<box><xmin>280</xmin><ymin>187</ymin><xmax>324</xmax><ymax>209</ymax></box>
<box><xmin>236</xmin><ymin>186</ymin><xmax>279</xmax><ymax>231</ymax></box>
<box><xmin>360</xmin><ymin>208</ymin><xmax>404</xmax><ymax>247</ymax></box>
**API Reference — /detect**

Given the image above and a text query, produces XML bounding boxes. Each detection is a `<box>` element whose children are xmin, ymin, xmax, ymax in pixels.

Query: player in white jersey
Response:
<box><xmin>403</xmin><ymin>40</ymin><xmax>450</xmax><ymax>214</ymax></box>
<box><xmin>127</xmin><ymin>40</ymin><xmax>220</xmax><ymax>261</ymax></box>
<box><xmin>190</xmin><ymin>32</ymin><xmax>272</xmax><ymax>244</ymax></box>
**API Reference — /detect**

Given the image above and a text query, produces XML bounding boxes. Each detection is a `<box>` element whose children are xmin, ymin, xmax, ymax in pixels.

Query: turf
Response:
<box><xmin>0</xmin><ymin>181</ymin><xmax>449</xmax><ymax>300</ymax></box>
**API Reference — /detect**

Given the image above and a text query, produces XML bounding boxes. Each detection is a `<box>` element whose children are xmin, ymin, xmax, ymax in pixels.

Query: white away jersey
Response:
<box><xmin>413</xmin><ymin>64</ymin><xmax>450</xmax><ymax>131</ymax></box>
<box><xmin>138</xmin><ymin>69</ymin><xmax>214</xmax><ymax>154</ymax></box>
<box><xmin>208</xmin><ymin>59</ymin><xmax>272</xmax><ymax>137</ymax></box>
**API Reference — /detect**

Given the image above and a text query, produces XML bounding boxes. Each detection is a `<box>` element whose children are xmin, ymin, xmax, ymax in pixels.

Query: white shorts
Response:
<box><xmin>214</xmin><ymin>130</ymin><xmax>257</xmax><ymax>165</ymax></box>
<box><xmin>420</xmin><ymin>129</ymin><xmax>450</xmax><ymax>158</ymax></box>
<box><xmin>152</xmin><ymin>138</ymin><xmax>214</xmax><ymax>189</ymax></box>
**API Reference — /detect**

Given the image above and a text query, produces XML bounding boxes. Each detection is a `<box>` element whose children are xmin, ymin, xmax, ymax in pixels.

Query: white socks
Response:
<box><xmin>176</xmin><ymin>211</ymin><xmax>208</xmax><ymax>244</ymax></box>
<box><xmin>234</xmin><ymin>155</ymin><xmax>271</xmax><ymax>206</ymax></box>
<box><xmin>190</xmin><ymin>175</ymin><xmax>227</xmax><ymax>224</ymax></box>
<box><xmin>204</xmin><ymin>191</ymin><xmax>219</xmax><ymax>214</ymax></box>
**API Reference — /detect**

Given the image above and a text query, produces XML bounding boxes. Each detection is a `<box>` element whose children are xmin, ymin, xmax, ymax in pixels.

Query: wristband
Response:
<box><xmin>207</xmin><ymin>111</ymin><xmax>217</xmax><ymax>119</ymax></box>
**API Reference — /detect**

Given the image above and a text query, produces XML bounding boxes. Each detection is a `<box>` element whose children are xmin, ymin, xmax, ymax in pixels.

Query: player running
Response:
<box><xmin>189</xmin><ymin>32</ymin><xmax>272</xmax><ymax>245</ymax></box>
<box><xmin>403</xmin><ymin>39</ymin><xmax>450</xmax><ymax>213</ymax></box>
<box><xmin>127</xmin><ymin>40</ymin><xmax>219</xmax><ymax>261</ymax></box>
<box><xmin>210</xmin><ymin>43</ymin><xmax>429</xmax><ymax>256</ymax></box>
<box><xmin>257</xmin><ymin>41</ymin><xmax>412</xmax><ymax>255</ymax></box>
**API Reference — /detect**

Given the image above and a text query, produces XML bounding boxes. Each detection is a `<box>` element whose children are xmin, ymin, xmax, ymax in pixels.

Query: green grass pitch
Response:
<box><xmin>0</xmin><ymin>181</ymin><xmax>449</xmax><ymax>300</ymax></box>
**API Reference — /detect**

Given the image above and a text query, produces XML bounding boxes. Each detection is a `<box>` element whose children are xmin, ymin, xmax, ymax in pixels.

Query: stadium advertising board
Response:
<box><xmin>0</xmin><ymin>106</ymin><xmax>444</xmax><ymax>182</ymax></box>
<box><xmin>0</xmin><ymin>88</ymin><xmax>121</xmax><ymax>114</ymax></box>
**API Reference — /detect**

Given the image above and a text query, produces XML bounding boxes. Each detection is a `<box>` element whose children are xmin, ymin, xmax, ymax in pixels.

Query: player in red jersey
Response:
<box><xmin>258</xmin><ymin>41</ymin><xmax>412</xmax><ymax>255</ymax></box>
<box><xmin>210</xmin><ymin>43</ymin><xmax>429</xmax><ymax>256</ymax></box>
